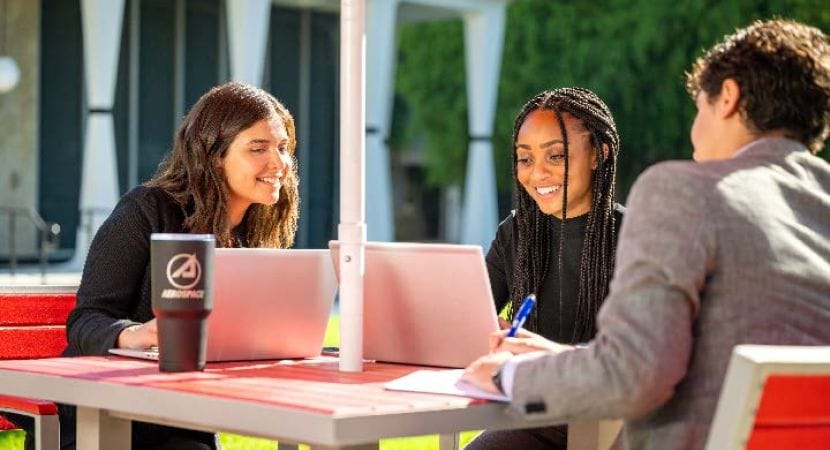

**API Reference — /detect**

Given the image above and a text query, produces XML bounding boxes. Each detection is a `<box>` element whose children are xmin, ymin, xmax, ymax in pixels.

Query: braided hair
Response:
<box><xmin>509</xmin><ymin>87</ymin><xmax>620</xmax><ymax>342</ymax></box>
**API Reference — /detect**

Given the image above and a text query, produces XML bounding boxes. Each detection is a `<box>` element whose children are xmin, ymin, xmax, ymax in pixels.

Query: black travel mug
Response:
<box><xmin>150</xmin><ymin>233</ymin><xmax>215</xmax><ymax>372</ymax></box>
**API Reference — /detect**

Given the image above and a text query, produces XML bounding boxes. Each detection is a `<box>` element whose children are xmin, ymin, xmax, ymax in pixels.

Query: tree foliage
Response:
<box><xmin>394</xmin><ymin>0</ymin><xmax>830</xmax><ymax>200</ymax></box>
<box><xmin>394</xmin><ymin>20</ymin><xmax>468</xmax><ymax>186</ymax></box>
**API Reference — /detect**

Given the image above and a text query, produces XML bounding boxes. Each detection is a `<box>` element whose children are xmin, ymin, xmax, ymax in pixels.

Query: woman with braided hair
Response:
<box><xmin>464</xmin><ymin>19</ymin><xmax>830</xmax><ymax>450</ymax></box>
<box><xmin>467</xmin><ymin>87</ymin><xmax>623</xmax><ymax>449</ymax></box>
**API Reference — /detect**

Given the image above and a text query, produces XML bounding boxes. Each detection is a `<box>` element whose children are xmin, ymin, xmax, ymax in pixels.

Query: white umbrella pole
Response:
<box><xmin>338</xmin><ymin>0</ymin><xmax>367</xmax><ymax>373</ymax></box>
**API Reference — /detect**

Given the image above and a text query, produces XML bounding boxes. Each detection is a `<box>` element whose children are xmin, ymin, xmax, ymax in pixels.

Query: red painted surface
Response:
<box><xmin>747</xmin><ymin>375</ymin><xmax>830</xmax><ymax>450</ymax></box>
<box><xmin>0</xmin><ymin>291</ymin><xmax>482</xmax><ymax>433</ymax></box>
<box><xmin>0</xmin><ymin>394</ymin><xmax>58</xmax><ymax>415</ymax></box>
<box><xmin>0</xmin><ymin>292</ymin><xmax>74</xmax><ymax>429</ymax></box>
<box><xmin>0</xmin><ymin>357</ymin><xmax>486</xmax><ymax>417</ymax></box>
<box><xmin>0</xmin><ymin>294</ymin><xmax>75</xmax><ymax>326</ymax></box>
<box><xmin>0</xmin><ymin>327</ymin><xmax>67</xmax><ymax>359</ymax></box>
<box><xmin>0</xmin><ymin>413</ymin><xmax>19</xmax><ymax>430</ymax></box>
<box><xmin>747</xmin><ymin>427</ymin><xmax>830</xmax><ymax>449</ymax></box>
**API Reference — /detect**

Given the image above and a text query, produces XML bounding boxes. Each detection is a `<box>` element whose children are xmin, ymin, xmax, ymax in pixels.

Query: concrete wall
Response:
<box><xmin>0</xmin><ymin>0</ymin><xmax>40</xmax><ymax>258</ymax></box>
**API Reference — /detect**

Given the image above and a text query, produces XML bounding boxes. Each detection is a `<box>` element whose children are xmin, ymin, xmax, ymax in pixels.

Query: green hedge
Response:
<box><xmin>394</xmin><ymin>0</ymin><xmax>830</xmax><ymax>201</ymax></box>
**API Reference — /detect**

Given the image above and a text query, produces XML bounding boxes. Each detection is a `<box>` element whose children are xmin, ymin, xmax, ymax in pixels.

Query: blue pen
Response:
<box><xmin>507</xmin><ymin>294</ymin><xmax>537</xmax><ymax>337</ymax></box>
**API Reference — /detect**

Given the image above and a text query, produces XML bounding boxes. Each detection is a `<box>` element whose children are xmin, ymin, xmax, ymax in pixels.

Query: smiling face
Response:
<box><xmin>515</xmin><ymin>109</ymin><xmax>597</xmax><ymax>219</ymax></box>
<box><xmin>220</xmin><ymin>117</ymin><xmax>292</xmax><ymax>222</ymax></box>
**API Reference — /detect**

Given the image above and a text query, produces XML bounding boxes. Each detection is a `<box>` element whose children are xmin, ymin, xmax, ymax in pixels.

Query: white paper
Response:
<box><xmin>384</xmin><ymin>369</ymin><xmax>510</xmax><ymax>402</ymax></box>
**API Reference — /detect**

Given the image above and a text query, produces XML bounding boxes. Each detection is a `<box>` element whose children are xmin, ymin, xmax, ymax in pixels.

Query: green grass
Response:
<box><xmin>219</xmin><ymin>315</ymin><xmax>482</xmax><ymax>449</ymax></box>
<box><xmin>323</xmin><ymin>314</ymin><xmax>340</xmax><ymax>347</ymax></box>
<box><xmin>0</xmin><ymin>430</ymin><xmax>25</xmax><ymax>450</ymax></box>
<box><xmin>220</xmin><ymin>432</ymin><xmax>481</xmax><ymax>450</ymax></box>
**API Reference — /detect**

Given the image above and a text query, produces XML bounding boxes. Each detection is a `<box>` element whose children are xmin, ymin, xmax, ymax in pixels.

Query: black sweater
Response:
<box><xmin>61</xmin><ymin>186</ymin><xmax>220</xmax><ymax>450</ymax></box>
<box><xmin>485</xmin><ymin>206</ymin><xmax>623</xmax><ymax>344</ymax></box>
<box><xmin>65</xmin><ymin>186</ymin><xmax>191</xmax><ymax>356</ymax></box>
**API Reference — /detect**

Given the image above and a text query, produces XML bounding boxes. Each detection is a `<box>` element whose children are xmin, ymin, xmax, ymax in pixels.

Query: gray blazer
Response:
<box><xmin>507</xmin><ymin>138</ymin><xmax>830</xmax><ymax>450</ymax></box>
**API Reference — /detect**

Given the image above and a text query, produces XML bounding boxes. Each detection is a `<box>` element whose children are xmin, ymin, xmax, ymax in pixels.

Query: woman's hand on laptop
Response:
<box><xmin>117</xmin><ymin>319</ymin><xmax>158</xmax><ymax>349</ymax></box>
<box><xmin>489</xmin><ymin>328</ymin><xmax>574</xmax><ymax>356</ymax></box>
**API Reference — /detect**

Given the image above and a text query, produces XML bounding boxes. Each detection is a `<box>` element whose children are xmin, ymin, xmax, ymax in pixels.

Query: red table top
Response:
<box><xmin>0</xmin><ymin>356</ymin><xmax>486</xmax><ymax>418</ymax></box>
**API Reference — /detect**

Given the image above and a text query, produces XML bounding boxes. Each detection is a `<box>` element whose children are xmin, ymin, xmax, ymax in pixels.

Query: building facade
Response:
<box><xmin>0</xmin><ymin>0</ymin><xmax>507</xmax><ymax>267</ymax></box>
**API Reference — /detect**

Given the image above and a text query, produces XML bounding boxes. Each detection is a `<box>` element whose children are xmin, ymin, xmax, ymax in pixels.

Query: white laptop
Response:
<box><xmin>329</xmin><ymin>241</ymin><xmax>499</xmax><ymax>368</ymax></box>
<box><xmin>110</xmin><ymin>248</ymin><xmax>337</xmax><ymax>362</ymax></box>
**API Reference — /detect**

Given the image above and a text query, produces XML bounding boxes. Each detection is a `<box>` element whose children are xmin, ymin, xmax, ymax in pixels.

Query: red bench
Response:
<box><xmin>0</xmin><ymin>285</ymin><xmax>77</xmax><ymax>450</ymax></box>
<box><xmin>705</xmin><ymin>345</ymin><xmax>830</xmax><ymax>450</ymax></box>
<box><xmin>747</xmin><ymin>374</ymin><xmax>830</xmax><ymax>449</ymax></box>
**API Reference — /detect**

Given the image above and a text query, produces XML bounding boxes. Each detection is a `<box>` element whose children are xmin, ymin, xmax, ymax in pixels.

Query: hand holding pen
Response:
<box><xmin>507</xmin><ymin>294</ymin><xmax>536</xmax><ymax>337</ymax></box>
<box><xmin>489</xmin><ymin>294</ymin><xmax>537</xmax><ymax>352</ymax></box>
<box><xmin>490</xmin><ymin>294</ymin><xmax>574</xmax><ymax>355</ymax></box>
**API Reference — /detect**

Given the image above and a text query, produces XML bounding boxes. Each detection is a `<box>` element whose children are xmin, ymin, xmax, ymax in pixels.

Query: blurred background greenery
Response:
<box><xmin>391</xmin><ymin>0</ymin><xmax>830</xmax><ymax>209</ymax></box>
<box><xmin>0</xmin><ymin>430</ymin><xmax>24</xmax><ymax>450</ymax></box>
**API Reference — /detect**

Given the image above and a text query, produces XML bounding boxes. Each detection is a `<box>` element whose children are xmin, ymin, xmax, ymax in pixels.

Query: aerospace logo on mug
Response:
<box><xmin>162</xmin><ymin>253</ymin><xmax>205</xmax><ymax>299</ymax></box>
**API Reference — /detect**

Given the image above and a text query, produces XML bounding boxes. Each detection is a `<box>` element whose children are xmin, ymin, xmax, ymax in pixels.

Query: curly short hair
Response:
<box><xmin>686</xmin><ymin>19</ymin><xmax>830</xmax><ymax>153</ymax></box>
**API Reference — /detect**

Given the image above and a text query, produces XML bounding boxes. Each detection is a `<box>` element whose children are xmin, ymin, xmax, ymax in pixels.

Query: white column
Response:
<box><xmin>364</xmin><ymin>0</ymin><xmax>398</xmax><ymax>242</ymax></box>
<box><xmin>72</xmin><ymin>0</ymin><xmax>126</xmax><ymax>268</ymax></box>
<box><xmin>226</xmin><ymin>0</ymin><xmax>271</xmax><ymax>86</ymax></box>
<box><xmin>443</xmin><ymin>184</ymin><xmax>462</xmax><ymax>242</ymax></box>
<box><xmin>338</xmin><ymin>0</ymin><xmax>367</xmax><ymax>372</ymax></box>
<box><xmin>460</xmin><ymin>4</ymin><xmax>505</xmax><ymax>250</ymax></box>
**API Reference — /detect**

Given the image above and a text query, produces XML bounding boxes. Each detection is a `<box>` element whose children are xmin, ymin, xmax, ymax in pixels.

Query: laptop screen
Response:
<box><xmin>111</xmin><ymin>249</ymin><xmax>337</xmax><ymax>362</ymax></box>
<box><xmin>329</xmin><ymin>241</ymin><xmax>499</xmax><ymax>368</ymax></box>
<box><xmin>208</xmin><ymin>248</ymin><xmax>336</xmax><ymax>361</ymax></box>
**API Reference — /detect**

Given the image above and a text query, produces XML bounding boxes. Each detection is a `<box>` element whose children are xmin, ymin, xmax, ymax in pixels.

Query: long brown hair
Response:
<box><xmin>510</xmin><ymin>87</ymin><xmax>620</xmax><ymax>342</ymax></box>
<box><xmin>146</xmin><ymin>82</ymin><xmax>299</xmax><ymax>248</ymax></box>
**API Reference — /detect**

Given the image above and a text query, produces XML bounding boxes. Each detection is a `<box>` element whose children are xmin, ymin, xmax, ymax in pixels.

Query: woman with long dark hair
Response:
<box><xmin>469</xmin><ymin>87</ymin><xmax>623</xmax><ymax>449</ymax></box>
<box><xmin>59</xmin><ymin>82</ymin><xmax>300</xmax><ymax>450</ymax></box>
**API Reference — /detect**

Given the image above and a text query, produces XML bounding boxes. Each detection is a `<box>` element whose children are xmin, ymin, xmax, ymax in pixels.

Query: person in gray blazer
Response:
<box><xmin>462</xmin><ymin>18</ymin><xmax>830</xmax><ymax>450</ymax></box>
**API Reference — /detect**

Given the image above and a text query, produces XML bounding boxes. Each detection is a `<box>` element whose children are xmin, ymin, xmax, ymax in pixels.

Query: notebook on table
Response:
<box><xmin>329</xmin><ymin>241</ymin><xmax>499</xmax><ymax>368</ymax></box>
<box><xmin>109</xmin><ymin>248</ymin><xmax>337</xmax><ymax>362</ymax></box>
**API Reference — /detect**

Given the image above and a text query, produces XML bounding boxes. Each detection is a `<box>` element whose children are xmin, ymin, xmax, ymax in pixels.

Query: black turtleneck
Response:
<box><xmin>485</xmin><ymin>207</ymin><xmax>623</xmax><ymax>344</ymax></box>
